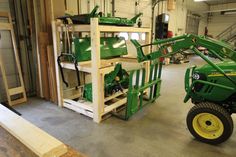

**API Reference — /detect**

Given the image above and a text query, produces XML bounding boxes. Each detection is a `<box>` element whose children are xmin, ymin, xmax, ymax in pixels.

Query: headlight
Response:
<box><xmin>192</xmin><ymin>73</ymin><xmax>200</xmax><ymax>80</ymax></box>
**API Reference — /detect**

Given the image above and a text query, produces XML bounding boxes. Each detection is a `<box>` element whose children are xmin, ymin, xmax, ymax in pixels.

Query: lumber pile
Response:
<box><xmin>33</xmin><ymin>0</ymin><xmax>65</xmax><ymax>104</ymax></box>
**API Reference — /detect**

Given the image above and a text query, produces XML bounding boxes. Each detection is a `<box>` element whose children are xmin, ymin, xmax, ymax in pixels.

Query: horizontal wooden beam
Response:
<box><xmin>99</xmin><ymin>25</ymin><xmax>151</xmax><ymax>33</ymax></box>
<box><xmin>103</xmin><ymin>97</ymin><xmax>127</xmax><ymax>115</ymax></box>
<box><xmin>0</xmin><ymin>105</ymin><xmax>68</xmax><ymax>157</ymax></box>
<box><xmin>57</xmin><ymin>24</ymin><xmax>151</xmax><ymax>33</ymax></box>
<box><xmin>0</xmin><ymin>12</ymin><xmax>9</xmax><ymax>18</ymax></box>
<box><xmin>10</xmin><ymin>97</ymin><xmax>27</xmax><ymax>106</ymax></box>
<box><xmin>8</xmin><ymin>87</ymin><xmax>24</xmax><ymax>95</ymax></box>
<box><xmin>0</xmin><ymin>22</ymin><xmax>12</xmax><ymax>30</ymax></box>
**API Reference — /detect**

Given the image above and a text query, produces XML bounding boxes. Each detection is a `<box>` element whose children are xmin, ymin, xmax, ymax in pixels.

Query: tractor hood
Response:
<box><xmin>194</xmin><ymin>60</ymin><xmax>236</xmax><ymax>76</ymax></box>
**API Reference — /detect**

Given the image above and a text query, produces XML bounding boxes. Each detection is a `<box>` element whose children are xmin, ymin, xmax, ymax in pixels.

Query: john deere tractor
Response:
<box><xmin>131</xmin><ymin>34</ymin><xmax>236</xmax><ymax>144</ymax></box>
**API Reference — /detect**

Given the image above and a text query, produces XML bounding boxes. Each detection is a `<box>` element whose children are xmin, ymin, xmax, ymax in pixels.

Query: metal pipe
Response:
<box><xmin>151</xmin><ymin>0</ymin><xmax>166</xmax><ymax>49</ymax></box>
<box><xmin>111</xmin><ymin>0</ymin><xmax>115</xmax><ymax>16</ymax></box>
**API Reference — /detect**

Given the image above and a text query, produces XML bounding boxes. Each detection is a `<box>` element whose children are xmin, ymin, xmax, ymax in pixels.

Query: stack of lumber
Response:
<box><xmin>34</xmin><ymin>0</ymin><xmax>66</xmax><ymax>104</ymax></box>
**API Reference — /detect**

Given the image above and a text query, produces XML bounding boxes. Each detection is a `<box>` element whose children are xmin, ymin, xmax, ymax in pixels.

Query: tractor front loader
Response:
<box><xmin>131</xmin><ymin>34</ymin><xmax>236</xmax><ymax>144</ymax></box>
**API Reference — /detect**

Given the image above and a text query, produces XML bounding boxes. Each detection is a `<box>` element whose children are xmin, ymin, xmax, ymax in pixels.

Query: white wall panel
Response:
<box><xmin>66</xmin><ymin>0</ymin><xmax>78</xmax><ymax>15</ymax></box>
<box><xmin>208</xmin><ymin>14</ymin><xmax>236</xmax><ymax>37</ymax></box>
<box><xmin>208</xmin><ymin>3</ymin><xmax>236</xmax><ymax>37</ymax></box>
<box><xmin>168</xmin><ymin>0</ymin><xmax>208</xmax><ymax>36</ymax></box>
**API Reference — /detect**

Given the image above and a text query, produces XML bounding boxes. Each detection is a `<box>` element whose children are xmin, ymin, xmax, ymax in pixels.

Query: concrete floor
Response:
<box><xmin>15</xmin><ymin>56</ymin><xmax>236</xmax><ymax>157</ymax></box>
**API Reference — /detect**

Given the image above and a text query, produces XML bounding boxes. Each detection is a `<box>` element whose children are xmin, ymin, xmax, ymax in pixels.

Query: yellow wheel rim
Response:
<box><xmin>192</xmin><ymin>113</ymin><xmax>224</xmax><ymax>139</ymax></box>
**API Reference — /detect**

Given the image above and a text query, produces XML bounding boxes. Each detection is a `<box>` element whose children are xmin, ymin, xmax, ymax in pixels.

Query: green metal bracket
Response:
<box><xmin>124</xmin><ymin>62</ymin><xmax>162</xmax><ymax>120</ymax></box>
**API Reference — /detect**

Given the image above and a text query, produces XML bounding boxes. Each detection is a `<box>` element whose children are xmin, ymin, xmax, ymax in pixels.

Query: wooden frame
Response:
<box><xmin>0</xmin><ymin>12</ymin><xmax>27</xmax><ymax>106</ymax></box>
<box><xmin>52</xmin><ymin>18</ymin><xmax>151</xmax><ymax>123</ymax></box>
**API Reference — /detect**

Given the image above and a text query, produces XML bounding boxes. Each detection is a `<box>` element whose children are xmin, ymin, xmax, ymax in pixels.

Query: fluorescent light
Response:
<box><xmin>194</xmin><ymin>0</ymin><xmax>207</xmax><ymax>2</ymax></box>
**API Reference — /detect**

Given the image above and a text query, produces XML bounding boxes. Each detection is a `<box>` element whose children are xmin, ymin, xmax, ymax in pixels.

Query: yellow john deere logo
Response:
<box><xmin>208</xmin><ymin>72</ymin><xmax>236</xmax><ymax>77</ymax></box>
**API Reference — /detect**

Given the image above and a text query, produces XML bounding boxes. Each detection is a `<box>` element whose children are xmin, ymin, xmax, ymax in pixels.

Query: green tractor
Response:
<box><xmin>131</xmin><ymin>34</ymin><xmax>236</xmax><ymax>144</ymax></box>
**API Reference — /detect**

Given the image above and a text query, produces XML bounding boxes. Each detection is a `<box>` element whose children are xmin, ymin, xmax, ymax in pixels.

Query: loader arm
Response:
<box><xmin>131</xmin><ymin>34</ymin><xmax>236</xmax><ymax>62</ymax></box>
<box><xmin>131</xmin><ymin>34</ymin><xmax>236</xmax><ymax>86</ymax></box>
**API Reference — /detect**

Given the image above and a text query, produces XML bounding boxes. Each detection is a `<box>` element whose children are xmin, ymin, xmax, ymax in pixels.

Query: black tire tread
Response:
<box><xmin>187</xmin><ymin>102</ymin><xmax>234</xmax><ymax>144</ymax></box>
<box><xmin>189</xmin><ymin>102</ymin><xmax>233</xmax><ymax>131</ymax></box>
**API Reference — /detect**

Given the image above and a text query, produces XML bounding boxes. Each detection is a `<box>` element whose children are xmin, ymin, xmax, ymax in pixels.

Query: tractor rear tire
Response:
<box><xmin>186</xmin><ymin>102</ymin><xmax>233</xmax><ymax>145</ymax></box>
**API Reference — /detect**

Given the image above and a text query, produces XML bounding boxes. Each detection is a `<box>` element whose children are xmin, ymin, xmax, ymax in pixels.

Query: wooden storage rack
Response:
<box><xmin>52</xmin><ymin>18</ymin><xmax>151</xmax><ymax>123</ymax></box>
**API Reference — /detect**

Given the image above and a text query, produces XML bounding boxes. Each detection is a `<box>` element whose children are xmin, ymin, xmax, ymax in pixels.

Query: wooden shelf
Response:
<box><xmin>58</xmin><ymin>24</ymin><xmax>151</xmax><ymax>33</ymax></box>
<box><xmin>52</xmin><ymin>18</ymin><xmax>151</xmax><ymax>123</ymax></box>
<box><xmin>104</xmin><ymin>97</ymin><xmax>127</xmax><ymax>115</ymax></box>
<box><xmin>60</xmin><ymin>57</ymin><xmax>140</xmax><ymax>73</ymax></box>
<box><xmin>63</xmin><ymin>99</ymin><xmax>94</xmax><ymax>118</ymax></box>
<box><xmin>99</xmin><ymin>25</ymin><xmax>150</xmax><ymax>33</ymax></box>
<box><xmin>60</xmin><ymin>62</ymin><xmax>92</xmax><ymax>73</ymax></box>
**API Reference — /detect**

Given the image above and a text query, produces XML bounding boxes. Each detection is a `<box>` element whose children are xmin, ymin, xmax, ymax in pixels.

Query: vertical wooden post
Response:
<box><xmin>33</xmin><ymin>0</ymin><xmax>43</xmax><ymax>97</ymax></box>
<box><xmin>144</xmin><ymin>30</ymin><xmax>151</xmax><ymax>83</ymax></box>
<box><xmin>0</xmin><ymin>55</ymin><xmax>11</xmax><ymax>104</ymax></box>
<box><xmin>100</xmin><ymin>73</ymin><xmax>105</xmax><ymax>114</ymax></box>
<box><xmin>52</xmin><ymin>21</ymin><xmax>63</xmax><ymax>107</ymax></box>
<box><xmin>91</xmin><ymin>18</ymin><xmax>102</xmax><ymax>123</ymax></box>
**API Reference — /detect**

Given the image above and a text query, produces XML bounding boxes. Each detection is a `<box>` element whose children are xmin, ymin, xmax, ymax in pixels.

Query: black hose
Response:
<box><xmin>57</xmin><ymin>53</ymin><xmax>81</xmax><ymax>88</ymax></box>
<box><xmin>57</xmin><ymin>55</ymin><xmax>69</xmax><ymax>87</ymax></box>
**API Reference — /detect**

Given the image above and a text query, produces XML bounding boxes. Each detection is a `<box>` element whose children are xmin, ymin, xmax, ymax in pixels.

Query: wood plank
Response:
<box><xmin>103</xmin><ymin>97</ymin><xmax>127</xmax><ymax>115</ymax></box>
<box><xmin>58</xmin><ymin>25</ymin><xmax>151</xmax><ymax>33</ymax></box>
<box><xmin>39</xmin><ymin>32</ymin><xmax>50</xmax><ymax>100</ymax></box>
<box><xmin>0</xmin><ymin>127</ymin><xmax>86</xmax><ymax>157</ymax></box>
<box><xmin>104</xmin><ymin>89</ymin><xmax>128</xmax><ymax>102</ymax></box>
<box><xmin>91</xmin><ymin>18</ymin><xmax>102</xmax><ymax>123</ymax></box>
<box><xmin>47</xmin><ymin>45</ymin><xmax>58</xmax><ymax>103</ymax></box>
<box><xmin>0</xmin><ymin>126</ymin><xmax>37</xmax><ymax>157</ymax></box>
<box><xmin>8</xmin><ymin>87</ymin><xmax>24</xmax><ymax>95</ymax></box>
<box><xmin>52</xmin><ymin>21</ymin><xmax>64</xmax><ymax>107</ymax></box>
<box><xmin>0</xmin><ymin>105</ymin><xmax>68</xmax><ymax>157</ymax></box>
<box><xmin>51</xmin><ymin>0</ymin><xmax>65</xmax><ymax>19</ymax></box>
<box><xmin>0</xmin><ymin>22</ymin><xmax>12</xmax><ymax>30</ymax></box>
<box><xmin>0</xmin><ymin>12</ymin><xmax>9</xmax><ymax>18</ymax></box>
<box><xmin>0</xmin><ymin>54</ymin><xmax>11</xmax><ymax>105</ymax></box>
<box><xmin>63</xmin><ymin>99</ymin><xmax>94</xmax><ymax>118</ymax></box>
<box><xmin>144</xmin><ymin>30</ymin><xmax>151</xmax><ymax>84</ymax></box>
<box><xmin>58</xmin><ymin>24</ymin><xmax>90</xmax><ymax>32</ymax></box>
<box><xmin>10</xmin><ymin>97</ymin><xmax>27</xmax><ymax>106</ymax></box>
<box><xmin>61</xmin><ymin>62</ymin><xmax>92</xmax><ymax>73</ymax></box>
<box><xmin>99</xmin><ymin>25</ymin><xmax>151</xmax><ymax>33</ymax></box>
